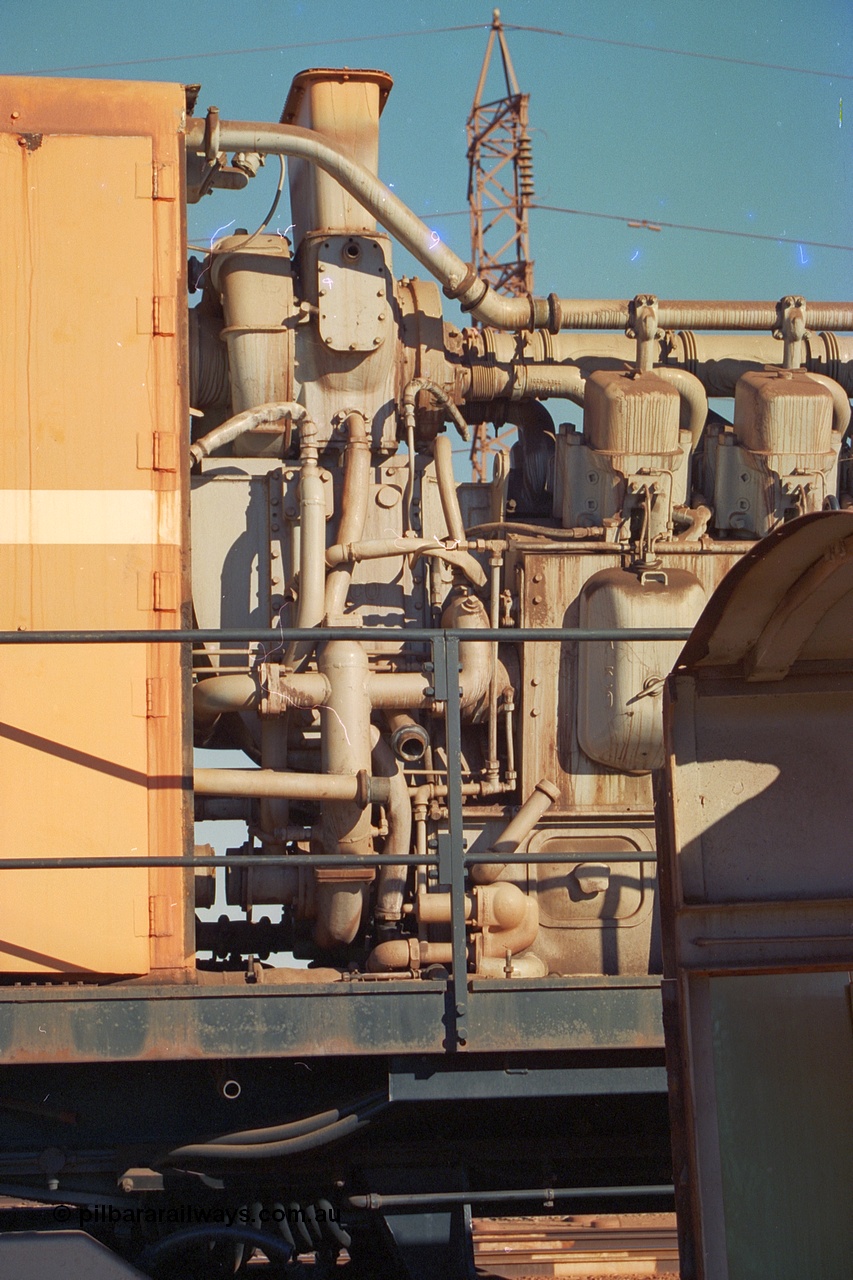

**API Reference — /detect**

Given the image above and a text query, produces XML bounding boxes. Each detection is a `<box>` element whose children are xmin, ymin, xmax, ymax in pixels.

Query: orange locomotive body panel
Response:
<box><xmin>0</xmin><ymin>78</ymin><xmax>192</xmax><ymax>978</ymax></box>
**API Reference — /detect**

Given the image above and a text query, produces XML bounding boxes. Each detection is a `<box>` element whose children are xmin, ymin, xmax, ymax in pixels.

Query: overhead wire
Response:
<box><xmin>7</xmin><ymin>25</ymin><xmax>487</xmax><ymax>75</ymax></box>
<box><xmin>420</xmin><ymin>205</ymin><xmax>853</xmax><ymax>254</ymax></box>
<box><xmin>503</xmin><ymin>23</ymin><xmax>852</xmax><ymax>82</ymax></box>
<box><xmin>8</xmin><ymin>23</ymin><xmax>849</xmax><ymax>82</ymax></box>
<box><xmin>15</xmin><ymin>24</ymin><xmax>847</xmax><ymax>257</ymax></box>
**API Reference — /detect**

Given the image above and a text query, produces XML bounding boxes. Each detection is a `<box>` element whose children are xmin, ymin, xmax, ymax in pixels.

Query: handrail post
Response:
<box><xmin>432</xmin><ymin>631</ymin><xmax>468</xmax><ymax>1048</ymax></box>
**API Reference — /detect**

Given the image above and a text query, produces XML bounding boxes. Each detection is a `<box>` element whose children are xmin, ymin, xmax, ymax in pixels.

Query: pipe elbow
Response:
<box><xmin>654</xmin><ymin>368</ymin><xmax>708</xmax><ymax>450</ymax></box>
<box><xmin>804</xmin><ymin>372</ymin><xmax>852</xmax><ymax>438</ymax></box>
<box><xmin>194</xmin><ymin>673</ymin><xmax>259</xmax><ymax>724</ymax></box>
<box><xmin>367</xmin><ymin>939</ymin><xmax>414</xmax><ymax>972</ymax></box>
<box><xmin>441</xmin><ymin>594</ymin><xmax>492</xmax><ymax>714</ymax></box>
<box><xmin>478</xmin><ymin>889</ymin><xmax>539</xmax><ymax>959</ymax></box>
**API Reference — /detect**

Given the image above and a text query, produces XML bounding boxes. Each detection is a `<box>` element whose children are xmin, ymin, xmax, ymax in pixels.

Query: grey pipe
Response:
<box><xmin>471</xmin><ymin>778</ymin><xmax>560</xmax><ymax>884</ymax></box>
<box><xmin>164</xmin><ymin>1106</ymin><xmax>383</xmax><ymax>1163</ymax></box>
<box><xmin>370</xmin><ymin>727</ymin><xmax>413</xmax><ymax>924</ymax></box>
<box><xmin>190</xmin><ymin>401</ymin><xmax>309</xmax><ymax>464</ymax></box>
<box><xmin>186</xmin><ymin>117</ymin><xmax>853</xmax><ymax>334</ymax></box>
<box><xmin>201</xmin><ymin>1092</ymin><xmax>386</xmax><ymax>1147</ymax></box>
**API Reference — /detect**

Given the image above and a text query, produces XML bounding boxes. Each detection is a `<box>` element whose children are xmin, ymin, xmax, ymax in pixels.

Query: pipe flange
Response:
<box><xmin>547</xmin><ymin>293</ymin><xmax>563</xmax><ymax>335</ymax></box>
<box><xmin>444</xmin><ymin>264</ymin><xmax>489</xmax><ymax>313</ymax></box>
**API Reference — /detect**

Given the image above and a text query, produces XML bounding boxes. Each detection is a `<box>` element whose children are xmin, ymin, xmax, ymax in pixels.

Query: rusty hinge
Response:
<box><xmin>132</xmin><ymin>676</ymin><xmax>169</xmax><ymax>717</ymax></box>
<box><xmin>136</xmin><ymin>161</ymin><xmax>177</xmax><ymax>201</ymax></box>
<box><xmin>154</xmin><ymin>433</ymin><xmax>178</xmax><ymax>471</ymax></box>
<box><xmin>145</xmin><ymin>677</ymin><xmax>169</xmax><ymax>718</ymax></box>
<box><xmin>137</xmin><ymin>297</ymin><xmax>177</xmax><ymax>336</ymax></box>
<box><xmin>153</xmin><ymin>296</ymin><xmax>177</xmax><ymax>336</ymax></box>
<box><xmin>153</xmin><ymin>571</ymin><xmax>179</xmax><ymax>612</ymax></box>
<box><xmin>137</xmin><ymin>432</ymin><xmax>178</xmax><ymax>471</ymax></box>
<box><xmin>138</xmin><ymin>571</ymin><xmax>179</xmax><ymax>613</ymax></box>
<box><xmin>149</xmin><ymin>895</ymin><xmax>174</xmax><ymax>937</ymax></box>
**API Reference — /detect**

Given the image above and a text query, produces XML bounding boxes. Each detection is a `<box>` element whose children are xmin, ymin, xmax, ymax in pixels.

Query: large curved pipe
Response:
<box><xmin>186</xmin><ymin>116</ymin><xmax>853</xmax><ymax>334</ymax></box>
<box><xmin>163</xmin><ymin>1104</ymin><xmax>385</xmax><ymax>1163</ymax></box>
<box><xmin>200</xmin><ymin>1092</ymin><xmax>386</xmax><ymax>1147</ymax></box>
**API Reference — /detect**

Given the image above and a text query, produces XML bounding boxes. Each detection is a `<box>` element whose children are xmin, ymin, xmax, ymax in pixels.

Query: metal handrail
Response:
<box><xmin>0</xmin><ymin>623</ymin><xmax>670</xmax><ymax>1029</ymax></box>
<box><xmin>0</xmin><ymin>852</ymin><xmax>655</xmax><ymax>871</ymax></box>
<box><xmin>0</xmin><ymin>626</ymin><xmax>691</xmax><ymax>644</ymax></box>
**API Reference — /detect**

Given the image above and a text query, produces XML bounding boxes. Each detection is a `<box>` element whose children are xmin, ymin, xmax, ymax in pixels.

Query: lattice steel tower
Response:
<box><xmin>468</xmin><ymin>9</ymin><xmax>535</xmax><ymax>481</ymax></box>
<box><xmin>467</xmin><ymin>8</ymin><xmax>535</xmax><ymax>298</ymax></box>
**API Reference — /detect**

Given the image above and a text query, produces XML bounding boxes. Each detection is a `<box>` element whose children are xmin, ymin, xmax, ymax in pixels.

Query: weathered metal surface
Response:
<box><xmin>389</xmin><ymin>1059</ymin><xmax>667</xmax><ymax>1100</ymax></box>
<box><xmin>0</xmin><ymin>982</ymin><xmax>663</xmax><ymax>1064</ymax></box>
<box><xmin>516</xmin><ymin>548</ymin><xmax>746</xmax><ymax>813</ymax></box>
<box><xmin>658</xmin><ymin>512</ymin><xmax>853</xmax><ymax>1280</ymax></box>
<box><xmin>0</xmin><ymin>78</ymin><xmax>190</xmax><ymax>980</ymax></box>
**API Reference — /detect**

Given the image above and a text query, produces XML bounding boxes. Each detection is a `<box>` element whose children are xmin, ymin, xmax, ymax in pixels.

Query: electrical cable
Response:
<box><xmin>11</xmin><ymin>23</ymin><xmax>848</xmax><ymax>83</ymax></box>
<box><xmin>503</xmin><ymin>22</ymin><xmax>852</xmax><ymax>82</ymax></box>
<box><xmin>11</xmin><ymin>25</ymin><xmax>488</xmax><ymax>74</ymax></box>
<box><xmin>420</xmin><ymin>204</ymin><xmax>853</xmax><ymax>255</ymax></box>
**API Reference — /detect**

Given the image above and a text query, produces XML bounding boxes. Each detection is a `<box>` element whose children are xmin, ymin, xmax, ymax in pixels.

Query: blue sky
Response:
<box><xmin>4</xmin><ymin>0</ymin><xmax>851</xmax><ymax>306</ymax></box>
<box><xmin>5</xmin><ymin>2</ymin><xmax>849</xmax><ymax>892</ymax></box>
